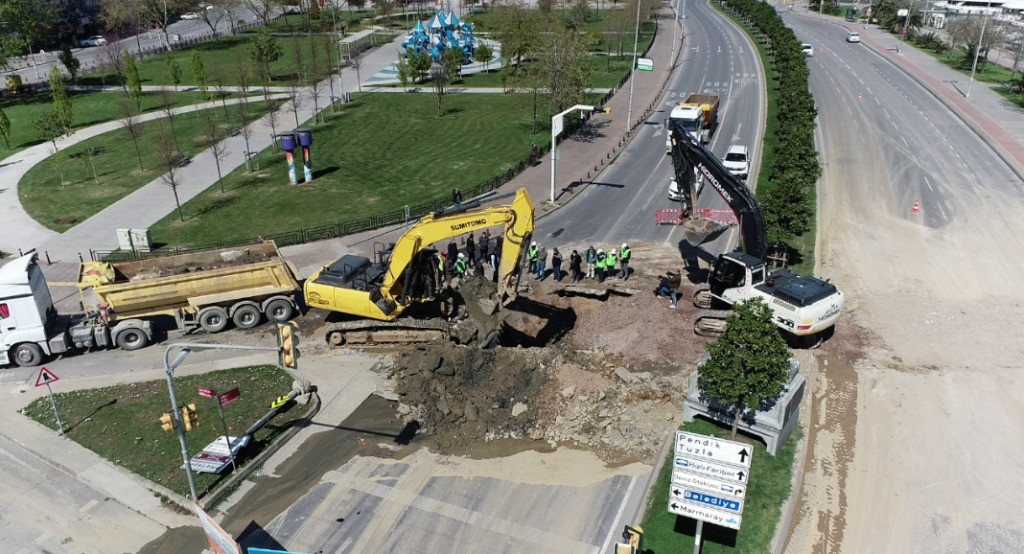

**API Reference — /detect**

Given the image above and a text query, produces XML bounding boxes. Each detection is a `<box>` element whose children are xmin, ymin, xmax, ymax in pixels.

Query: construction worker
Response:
<box><xmin>453</xmin><ymin>252</ymin><xmax>468</xmax><ymax>287</ymax></box>
<box><xmin>595</xmin><ymin>249</ymin><xmax>606</xmax><ymax>283</ymax></box>
<box><xmin>606</xmin><ymin>248</ymin><xmax>618</xmax><ymax>280</ymax></box>
<box><xmin>619</xmin><ymin>243</ymin><xmax>632</xmax><ymax>280</ymax></box>
<box><xmin>528</xmin><ymin>241</ymin><xmax>539</xmax><ymax>274</ymax></box>
<box><xmin>585</xmin><ymin>245</ymin><xmax>597</xmax><ymax>279</ymax></box>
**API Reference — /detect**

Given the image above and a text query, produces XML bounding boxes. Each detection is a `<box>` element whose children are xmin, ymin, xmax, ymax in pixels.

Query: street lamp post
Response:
<box><xmin>550</xmin><ymin>104</ymin><xmax>597</xmax><ymax>204</ymax></box>
<box><xmin>967</xmin><ymin>1</ymin><xmax>994</xmax><ymax>98</ymax></box>
<box><xmin>625</xmin><ymin>0</ymin><xmax>643</xmax><ymax>131</ymax></box>
<box><xmin>163</xmin><ymin>341</ymin><xmax>285</xmax><ymax>502</ymax></box>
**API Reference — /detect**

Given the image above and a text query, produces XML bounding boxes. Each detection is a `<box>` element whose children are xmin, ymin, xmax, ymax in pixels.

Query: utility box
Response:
<box><xmin>115</xmin><ymin>228</ymin><xmax>152</xmax><ymax>252</ymax></box>
<box><xmin>683</xmin><ymin>355</ymin><xmax>804</xmax><ymax>455</ymax></box>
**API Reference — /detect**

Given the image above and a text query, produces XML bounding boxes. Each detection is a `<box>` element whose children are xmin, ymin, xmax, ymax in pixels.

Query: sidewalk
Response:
<box><xmin>818</xmin><ymin>14</ymin><xmax>1024</xmax><ymax>180</ymax></box>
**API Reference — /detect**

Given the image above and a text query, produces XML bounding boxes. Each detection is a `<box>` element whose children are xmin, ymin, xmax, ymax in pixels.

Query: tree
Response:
<box><xmin>0</xmin><ymin>107</ymin><xmax>11</xmax><ymax>149</ymax></box>
<box><xmin>119</xmin><ymin>97</ymin><xmax>145</xmax><ymax>172</ymax></box>
<box><xmin>431</xmin><ymin>63</ymin><xmax>449</xmax><ymax>117</ymax></box>
<box><xmin>166</xmin><ymin>55</ymin><xmax>183</xmax><ymax>91</ymax></box>
<box><xmin>49</xmin><ymin>67</ymin><xmax>73</xmax><ymax>132</ymax></box>
<box><xmin>124</xmin><ymin>55</ymin><xmax>142</xmax><ymax>111</ymax></box>
<box><xmin>250</xmin><ymin>29</ymin><xmax>283</xmax><ymax>99</ymax></box>
<box><xmin>158</xmin><ymin>88</ymin><xmax>181</xmax><ymax>152</ymax></box>
<box><xmin>397</xmin><ymin>54</ymin><xmax>414</xmax><ymax>91</ymax></box>
<box><xmin>203</xmin><ymin>114</ymin><xmax>229</xmax><ymax>193</ymax></box>
<box><xmin>0</xmin><ymin>0</ymin><xmax>58</xmax><ymax>68</ymax></box>
<box><xmin>697</xmin><ymin>298</ymin><xmax>791</xmax><ymax>440</ymax></box>
<box><xmin>191</xmin><ymin>50</ymin><xmax>209</xmax><ymax>99</ymax></box>
<box><xmin>58</xmin><ymin>44</ymin><xmax>81</xmax><ymax>81</ymax></box>
<box><xmin>156</xmin><ymin>124</ymin><xmax>186</xmax><ymax>222</ymax></box>
<box><xmin>475</xmin><ymin>43</ymin><xmax>494</xmax><ymax>73</ymax></box>
<box><xmin>35</xmin><ymin>110</ymin><xmax>70</xmax><ymax>186</ymax></box>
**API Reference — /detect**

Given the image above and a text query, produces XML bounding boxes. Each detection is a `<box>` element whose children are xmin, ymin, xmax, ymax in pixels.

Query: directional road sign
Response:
<box><xmin>675</xmin><ymin>430</ymin><xmax>753</xmax><ymax>468</ymax></box>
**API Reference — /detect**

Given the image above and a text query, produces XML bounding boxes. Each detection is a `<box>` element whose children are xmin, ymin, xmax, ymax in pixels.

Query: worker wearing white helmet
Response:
<box><xmin>595</xmin><ymin>248</ymin><xmax>607</xmax><ymax>283</ymax></box>
<box><xmin>606</xmin><ymin>248</ymin><xmax>619</xmax><ymax>279</ymax></box>
<box><xmin>619</xmin><ymin>243</ymin><xmax>632</xmax><ymax>280</ymax></box>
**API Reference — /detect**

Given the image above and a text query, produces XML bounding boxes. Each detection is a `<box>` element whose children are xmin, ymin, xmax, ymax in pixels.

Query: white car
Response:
<box><xmin>181</xmin><ymin>12</ymin><xmax>200</xmax><ymax>20</ymax></box>
<box><xmin>81</xmin><ymin>35</ymin><xmax>107</xmax><ymax>47</ymax></box>
<box><xmin>801</xmin><ymin>43</ymin><xmax>814</xmax><ymax>57</ymax></box>
<box><xmin>846</xmin><ymin>32</ymin><xmax>861</xmax><ymax>43</ymax></box>
<box><xmin>722</xmin><ymin>144</ymin><xmax>750</xmax><ymax>180</ymax></box>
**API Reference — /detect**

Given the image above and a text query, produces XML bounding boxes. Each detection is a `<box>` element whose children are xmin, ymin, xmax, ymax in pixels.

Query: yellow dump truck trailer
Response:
<box><xmin>71</xmin><ymin>241</ymin><xmax>300</xmax><ymax>351</ymax></box>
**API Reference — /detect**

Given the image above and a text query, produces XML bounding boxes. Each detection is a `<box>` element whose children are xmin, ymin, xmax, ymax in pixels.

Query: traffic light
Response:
<box><xmin>276</xmin><ymin>322</ymin><xmax>299</xmax><ymax>369</ymax></box>
<box><xmin>181</xmin><ymin>403</ymin><xmax>199</xmax><ymax>431</ymax></box>
<box><xmin>159</xmin><ymin>412</ymin><xmax>176</xmax><ymax>432</ymax></box>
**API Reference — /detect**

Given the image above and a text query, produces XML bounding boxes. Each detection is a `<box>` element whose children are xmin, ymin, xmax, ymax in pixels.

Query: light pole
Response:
<box><xmin>163</xmin><ymin>341</ymin><xmax>285</xmax><ymax>502</ymax></box>
<box><xmin>625</xmin><ymin>0</ymin><xmax>643</xmax><ymax>131</ymax></box>
<box><xmin>550</xmin><ymin>104</ymin><xmax>597</xmax><ymax>204</ymax></box>
<box><xmin>967</xmin><ymin>1</ymin><xmax>994</xmax><ymax>98</ymax></box>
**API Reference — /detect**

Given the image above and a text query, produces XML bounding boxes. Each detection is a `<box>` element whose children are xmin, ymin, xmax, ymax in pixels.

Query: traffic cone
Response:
<box><xmin>911</xmin><ymin>201</ymin><xmax>921</xmax><ymax>214</ymax></box>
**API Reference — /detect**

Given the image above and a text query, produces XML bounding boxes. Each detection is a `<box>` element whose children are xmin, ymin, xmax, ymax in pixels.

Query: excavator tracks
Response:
<box><xmin>693</xmin><ymin>309</ymin><xmax>733</xmax><ymax>337</ymax></box>
<box><xmin>326</xmin><ymin>319</ymin><xmax>453</xmax><ymax>347</ymax></box>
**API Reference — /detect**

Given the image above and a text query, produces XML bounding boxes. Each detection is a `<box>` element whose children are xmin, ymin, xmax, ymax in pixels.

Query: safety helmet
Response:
<box><xmin>622</xmin><ymin>243</ymin><xmax>628</xmax><ymax>249</ymax></box>
<box><xmin>458</xmin><ymin>252</ymin><xmax>466</xmax><ymax>259</ymax></box>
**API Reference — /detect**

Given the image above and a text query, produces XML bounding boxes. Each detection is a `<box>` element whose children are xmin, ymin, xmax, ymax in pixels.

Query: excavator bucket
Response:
<box><xmin>683</xmin><ymin>216</ymin><xmax>728</xmax><ymax>245</ymax></box>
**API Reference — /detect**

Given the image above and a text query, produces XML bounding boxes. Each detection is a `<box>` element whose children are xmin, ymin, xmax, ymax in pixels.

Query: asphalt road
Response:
<box><xmin>790</xmin><ymin>16</ymin><xmax>1018</xmax><ymax>229</ymax></box>
<box><xmin>536</xmin><ymin>0</ymin><xmax>766</xmax><ymax>259</ymax></box>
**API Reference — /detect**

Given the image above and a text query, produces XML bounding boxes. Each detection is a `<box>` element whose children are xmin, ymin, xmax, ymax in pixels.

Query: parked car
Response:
<box><xmin>81</xmin><ymin>35</ymin><xmax>107</xmax><ymax>47</ymax></box>
<box><xmin>802</xmin><ymin>43</ymin><xmax>814</xmax><ymax>57</ymax></box>
<box><xmin>846</xmin><ymin>32</ymin><xmax>861</xmax><ymax>43</ymax></box>
<box><xmin>181</xmin><ymin>12</ymin><xmax>200</xmax><ymax>20</ymax></box>
<box><xmin>722</xmin><ymin>144</ymin><xmax>750</xmax><ymax>180</ymax></box>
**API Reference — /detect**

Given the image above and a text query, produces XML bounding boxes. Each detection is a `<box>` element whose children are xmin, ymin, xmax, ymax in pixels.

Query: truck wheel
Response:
<box><xmin>115</xmin><ymin>328</ymin><xmax>148</xmax><ymax>351</ymax></box>
<box><xmin>12</xmin><ymin>343</ymin><xmax>43</xmax><ymax>367</ymax></box>
<box><xmin>232</xmin><ymin>304</ymin><xmax>262</xmax><ymax>329</ymax></box>
<box><xmin>199</xmin><ymin>307</ymin><xmax>229</xmax><ymax>333</ymax></box>
<box><xmin>264</xmin><ymin>299</ymin><xmax>294</xmax><ymax>323</ymax></box>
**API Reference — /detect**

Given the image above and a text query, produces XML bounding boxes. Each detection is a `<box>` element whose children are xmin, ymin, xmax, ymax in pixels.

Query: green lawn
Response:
<box><xmin>0</xmin><ymin>90</ymin><xmax>221</xmax><ymax>160</ymax></box>
<box><xmin>19</xmin><ymin>100</ymin><xmax>271</xmax><ymax>232</ymax></box>
<box><xmin>640</xmin><ymin>419</ymin><xmax>800</xmax><ymax>553</ymax></box>
<box><xmin>78</xmin><ymin>34</ymin><xmax>343</xmax><ymax>88</ymax></box>
<box><xmin>21</xmin><ymin>365</ymin><xmax>306</xmax><ymax>498</ymax></box>
<box><xmin>149</xmin><ymin>93</ymin><xmax>551</xmax><ymax>248</ymax></box>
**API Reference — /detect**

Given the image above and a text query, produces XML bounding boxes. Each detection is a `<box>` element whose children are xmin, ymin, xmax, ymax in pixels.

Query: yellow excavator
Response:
<box><xmin>304</xmin><ymin>188</ymin><xmax>535</xmax><ymax>346</ymax></box>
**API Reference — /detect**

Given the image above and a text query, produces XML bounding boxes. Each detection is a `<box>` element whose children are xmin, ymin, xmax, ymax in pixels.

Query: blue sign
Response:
<box><xmin>683</xmin><ymin>489</ymin><xmax>742</xmax><ymax>513</ymax></box>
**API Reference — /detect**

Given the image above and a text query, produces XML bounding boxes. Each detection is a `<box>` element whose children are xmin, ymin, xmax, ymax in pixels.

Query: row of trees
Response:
<box><xmin>721</xmin><ymin>0</ymin><xmax>820</xmax><ymax>245</ymax></box>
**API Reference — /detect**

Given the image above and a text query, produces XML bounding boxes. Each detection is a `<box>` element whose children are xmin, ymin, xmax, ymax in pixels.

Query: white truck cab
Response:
<box><xmin>0</xmin><ymin>255</ymin><xmax>69</xmax><ymax>367</ymax></box>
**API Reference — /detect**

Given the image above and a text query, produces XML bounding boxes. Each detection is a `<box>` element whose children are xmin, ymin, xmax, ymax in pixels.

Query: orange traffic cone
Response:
<box><xmin>911</xmin><ymin>201</ymin><xmax>921</xmax><ymax>214</ymax></box>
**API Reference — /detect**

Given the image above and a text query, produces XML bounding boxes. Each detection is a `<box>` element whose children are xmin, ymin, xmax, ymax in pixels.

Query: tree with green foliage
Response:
<box><xmin>250</xmin><ymin>29</ymin><xmax>283</xmax><ymax>97</ymax></box>
<box><xmin>0</xmin><ymin>107</ymin><xmax>11</xmax><ymax>149</ymax></box>
<box><xmin>475</xmin><ymin>43</ymin><xmax>494</xmax><ymax>73</ymax></box>
<box><xmin>165</xmin><ymin>55</ymin><xmax>183</xmax><ymax>91</ymax></box>
<box><xmin>191</xmin><ymin>50</ymin><xmax>209</xmax><ymax>99</ymax></box>
<box><xmin>58</xmin><ymin>44</ymin><xmax>81</xmax><ymax>81</ymax></box>
<box><xmin>0</xmin><ymin>0</ymin><xmax>59</xmax><ymax>68</ymax></box>
<box><xmin>49</xmin><ymin>66</ymin><xmax>73</xmax><ymax>132</ymax></box>
<box><xmin>124</xmin><ymin>55</ymin><xmax>143</xmax><ymax>111</ymax></box>
<box><xmin>697</xmin><ymin>298</ymin><xmax>791</xmax><ymax>440</ymax></box>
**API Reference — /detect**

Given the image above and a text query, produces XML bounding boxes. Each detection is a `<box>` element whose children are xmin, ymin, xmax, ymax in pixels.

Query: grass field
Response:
<box><xmin>19</xmin><ymin>100</ymin><xmax>271</xmax><ymax>232</ymax></box>
<box><xmin>149</xmin><ymin>93</ymin><xmax>549</xmax><ymax>248</ymax></box>
<box><xmin>21</xmin><ymin>365</ymin><xmax>306</xmax><ymax>498</ymax></box>
<box><xmin>78</xmin><ymin>33</ymin><xmax>343</xmax><ymax>88</ymax></box>
<box><xmin>639</xmin><ymin>419</ymin><xmax>800</xmax><ymax>553</ymax></box>
<box><xmin>0</xmin><ymin>90</ymin><xmax>221</xmax><ymax>160</ymax></box>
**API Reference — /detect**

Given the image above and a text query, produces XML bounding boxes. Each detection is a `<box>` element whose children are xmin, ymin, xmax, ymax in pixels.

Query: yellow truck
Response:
<box><xmin>74</xmin><ymin>241</ymin><xmax>300</xmax><ymax>351</ymax></box>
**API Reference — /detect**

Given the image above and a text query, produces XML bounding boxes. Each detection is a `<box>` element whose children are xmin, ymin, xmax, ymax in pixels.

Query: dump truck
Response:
<box><xmin>665</xmin><ymin>93</ymin><xmax>720</xmax><ymax>152</ymax></box>
<box><xmin>0</xmin><ymin>242</ymin><xmax>300</xmax><ymax>367</ymax></box>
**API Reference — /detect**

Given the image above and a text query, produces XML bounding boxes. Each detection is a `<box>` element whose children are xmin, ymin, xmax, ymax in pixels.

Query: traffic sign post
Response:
<box><xmin>35</xmin><ymin>367</ymin><xmax>65</xmax><ymax>435</ymax></box>
<box><xmin>668</xmin><ymin>430</ymin><xmax>754</xmax><ymax>550</ymax></box>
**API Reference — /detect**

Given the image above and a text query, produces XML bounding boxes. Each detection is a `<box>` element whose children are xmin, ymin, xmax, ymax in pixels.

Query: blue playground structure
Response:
<box><xmin>401</xmin><ymin>11</ymin><xmax>478</xmax><ymax>64</ymax></box>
